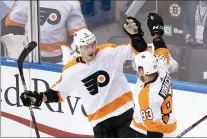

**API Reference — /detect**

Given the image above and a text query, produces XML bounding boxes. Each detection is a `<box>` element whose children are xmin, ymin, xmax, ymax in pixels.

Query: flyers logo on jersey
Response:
<box><xmin>39</xmin><ymin>7</ymin><xmax>61</xmax><ymax>26</ymax></box>
<box><xmin>81</xmin><ymin>70</ymin><xmax>110</xmax><ymax>95</ymax></box>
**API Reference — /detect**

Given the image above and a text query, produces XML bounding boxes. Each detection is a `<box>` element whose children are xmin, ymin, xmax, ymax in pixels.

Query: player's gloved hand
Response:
<box><xmin>123</xmin><ymin>17</ymin><xmax>144</xmax><ymax>39</ymax></box>
<box><xmin>20</xmin><ymin>91</ymin><xmax>43</xmax><ymax>107</ymax></box>
<box><xmin>147</xmin><ymin>13</ymin><xmax>164</xmax><ymax>36</ymax></box>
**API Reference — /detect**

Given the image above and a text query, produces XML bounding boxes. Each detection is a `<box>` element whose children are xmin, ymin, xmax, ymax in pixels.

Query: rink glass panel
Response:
<box><xmin>1</xmin><ymin>0</ymin><xmax>207</xmax><ymax>85</ymax></box>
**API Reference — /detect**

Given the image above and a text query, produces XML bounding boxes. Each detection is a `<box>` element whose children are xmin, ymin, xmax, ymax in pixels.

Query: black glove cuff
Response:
<box><xmin>129</xmin><ymin>30</ymin><xmax>144</xmax><ymax>40</ymax></box>
<box><xmin>131</xmin><ymin>37</ymin><xmax>147</xmax><ymax>52</ymax></box>
<box><xmin>153</xmin><ymin>37</ymin><xmax>167</xmax><ymax>49</ymax></box>
<box><xmin>43</xmin><ymin>89</ymin><xmax>59</xmax><ymax>103</ymax></box>
<box><xmin>33</xmin><ymin>92</ymin><xmax>43</xmax><ymax>107</ymax></box>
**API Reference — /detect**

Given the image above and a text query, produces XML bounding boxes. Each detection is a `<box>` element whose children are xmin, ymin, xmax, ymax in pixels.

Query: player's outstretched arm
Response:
<box><xmin>20</xmin><ymin>89</ymin><xmax>61</xmax><ymax>107</ymax></box>
<box><xmin>147</xmin><ymin>13</ymin><xmax>170</xmax><ymax>64</ymax></box>
<box><xmin>122</xmin><ymin>17</ymin><xmax>147</xmax><ymax>54</ymax></box>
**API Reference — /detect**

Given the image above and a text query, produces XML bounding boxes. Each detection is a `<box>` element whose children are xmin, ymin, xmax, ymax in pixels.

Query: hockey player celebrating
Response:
<box><xmin>123</xmin><ymin>13</ymin><xmax>177</xmax><ymax>137</ymax></box>
<box><xmin>20</xmin><ymin>27</ymin><xmax>148</xmax><ymax>137</ymax></box>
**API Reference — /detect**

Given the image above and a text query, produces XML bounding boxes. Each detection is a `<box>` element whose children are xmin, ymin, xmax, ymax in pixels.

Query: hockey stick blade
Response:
<box><xmin>17</xmin><ymin>41</ymin><xmax>37</xmax><ymax>66</ymax></box>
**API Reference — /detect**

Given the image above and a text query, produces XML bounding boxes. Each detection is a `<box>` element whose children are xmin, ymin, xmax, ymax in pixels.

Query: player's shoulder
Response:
<box><xmin>158</xmin><ymin>68</ymin><xmax>169</xmax><ymax>76</ymax></box>
<box><xmin>62</xmin><ymin>58</ymin><xmax>78</xmax><ymax>72</ymax></box>
<box><xmin>157</xmin><ymin>69</ymin><xmax>171</xmax><ymax>86</ymax></box>
<box><xmin>96</xmin><ymin>43</ymin><xmax>117</xmax><ymax>53</ymax></box>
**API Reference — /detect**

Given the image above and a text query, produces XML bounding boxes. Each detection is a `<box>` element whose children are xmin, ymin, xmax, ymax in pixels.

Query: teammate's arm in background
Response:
<box><xmin>5</xmin><ymin>1</ymin><xmax>27</xmax><ymax>28</ymax></box>
<box><xmin>67</xmin><ymin>1</ymin><xmax>87</xmax><ymax>36</ymax></box>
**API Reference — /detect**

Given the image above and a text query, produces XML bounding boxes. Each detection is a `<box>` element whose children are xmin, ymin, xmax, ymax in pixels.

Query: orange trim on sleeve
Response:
<box><xmin>129</xmin><ymin>41</ymin><xmax>139</xmax><ymax>55</ymax></box>
<box><xmin>57</xmin><ymin>91</ymin><xmax>64</xmax><ymax>102</ymax></box>
<box><xmin>51</xmin><ymin>76</ymin><xmax>63</xmax><ymax>88</ymax></box>
<box><xmin>154</xmin><ymin>48</ymin><xmax>170</xmax><ymax>64</ymax></box>
<box><xmin>40</xmin><ymin>40</ymin><xmax>68</xmax><ymax>51</ymax></box>
<box><xmin>68</xmin><ymin>24</ymin><xmax>88</xmax><ymax>36</ymax></box>
<box><xmin>139</xmin><ymin>84</ymin><xmax>150</xmax><ymax>111</ymax></box>
<box><xmin>62</xmin><ymin>58</ymin><xmax>78</xmax><ymax>72</ymax></box>
<box><xmin>5</xmin><ymin>9</ymin><xmax>25</xmax><ymax>27</ymax></box>
<box><xmin>133</xmin><ymin>118</ymin><xmax>177</xmax><ymax>134</ymax></box>
<box><xmin>88</xmin><ymin>91</ymin><xmax>132</xmax><ymax>121</ymax></box>
<box><xmin>96</xmin><ymin>43</ymin><xmax>117</xmax><ymax>54</ymax></box>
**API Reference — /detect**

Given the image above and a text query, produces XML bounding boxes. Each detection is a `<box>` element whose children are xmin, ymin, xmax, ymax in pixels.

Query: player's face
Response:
<box><xmin>80</xmin><ymin>42</ymin><xmax>96</xmax><ymax>62</ymax></box>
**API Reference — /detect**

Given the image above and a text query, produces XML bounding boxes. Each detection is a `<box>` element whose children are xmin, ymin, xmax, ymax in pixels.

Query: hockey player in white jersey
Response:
<box><xmin>20</xmin><ymin>27</ymin><xmax>149</xmax><ymax>137</ymax></box>
<box><xmin>123</xmin><ymin>13</ymin><xmax>177</xmax><ymax>137</ymax></box>
<box><xmin>2</xmin><ymin>1</ymin><xmax>87</xmax><ymax>62</ymax></box>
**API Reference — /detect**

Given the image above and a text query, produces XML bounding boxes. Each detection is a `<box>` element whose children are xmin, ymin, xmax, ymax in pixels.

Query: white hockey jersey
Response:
<box><xmin>5</xmin><ymin>1</ymin><xmax>86</xmax><ymax>57</ymax></box>
<box><xmin>52</xmin><ymin>43</ymin><xmax>135</xmax><ymax>127</ymax></box>
<box><xmin>130</xmin><ymin>57</ymin><xmax>177</xmax><ymax>137</ymax></box>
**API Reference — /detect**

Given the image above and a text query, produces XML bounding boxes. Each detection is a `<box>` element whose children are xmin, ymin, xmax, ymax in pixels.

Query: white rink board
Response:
<box><xmin>1</xmin><ymin>63</ymin><xmax>207</xmax><ymax>137</ymax></box>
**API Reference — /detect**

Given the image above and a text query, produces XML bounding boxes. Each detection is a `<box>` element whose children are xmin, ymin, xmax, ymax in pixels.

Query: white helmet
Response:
<box><xmin>133</xmin><ymin>51</ymin><xmax>159</xmax><ymax>75</ymax></box>
<box><xmin>73</xmin><ymin>28</ymin><xmax>96</xmax><ymax>50</ymax></box>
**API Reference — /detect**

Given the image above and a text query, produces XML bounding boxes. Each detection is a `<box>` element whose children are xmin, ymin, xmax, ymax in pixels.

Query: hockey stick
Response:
<box><xmin>17</xmin><ymin>41</ymin><xmax>40</xmax><ymax>138</ymax></box>
<box><xmin>177</xmin><ymin>114</ymin><xmax>207</xmax><ymax>137</ymax></box>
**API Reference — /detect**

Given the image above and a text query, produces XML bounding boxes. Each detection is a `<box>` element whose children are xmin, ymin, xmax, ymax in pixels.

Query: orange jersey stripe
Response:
<box><xmin>62</xmin><ymin>58</ymin><xmax>78</xmax><ymax>72</ymax></box>
<box><xmin>154</xmin><ymin>48</ymin><xmax>170</xmax><ymax>64</ymax></box>
<box><xmin>68</xmin><ymin>24</ymin><xmax>88</xmax><ymax>36</ymax></box>
<box><xmin>5</xmin><ymin>9</ymin><xmax>25</xmax><ymax>27</ymax></box>
<box><xmin>96</xmin><ymin>43</ymin><xmax>117</xmax><ymax>54</ymax></box>
<box><xmin>57</xmin><ymin>91</ymin><xmax>64</xmax><ymax>102</ymax></box>
<box><xmin>130</xmin><ymin>42</ymin><xmax>149</xmax><ymax>55</ymax></box>
<box><xmin>139</xmin><ymin>84</ymin><xmax>150</xmax><ymax>110</ymax></box>
<box><xmin>40</xmin><ymin>40</ymin><xmax>68</xmax><ymax>51</ymax></box>
<box><xmin>51</xmin><ymin>75</ymin><xmax>63</xmax><ymax>88</ymax></box>
<box><xmin>133</xmin><ymin>118</ymin><xmax>177</xmax><ymax>134</ymax></box>
<box><xmin>88</xmin><ymin>91</ymin><xmax>132</xmax><ymax>121</ymax></box>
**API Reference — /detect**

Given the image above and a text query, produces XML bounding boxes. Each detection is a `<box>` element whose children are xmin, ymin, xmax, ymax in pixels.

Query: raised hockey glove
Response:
<box><xmin>123</xmin><ymin>17</ymin><xmax>144</xmax><ymax>39</ymax></box>
<box><xmin>20</xmin><ymin>91</ymin><xmax>43</xmax><ymax>107</ymax></box>
<box><xmin>147</xmin><ymin>13</ymin><xmax>164</xmax><ymax>36</ymax></box>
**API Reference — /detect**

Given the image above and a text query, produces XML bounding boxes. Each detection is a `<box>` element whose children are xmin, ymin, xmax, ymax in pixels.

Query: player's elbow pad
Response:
<box><xmin>43</xmin><ymin>89</ymin><xmax>59</xmax><ymax>103</ymax></box>
<box><xmin>131</xmin><ymin>37</ymin><xmax>147</xmax><ymax>52</ymax></box>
